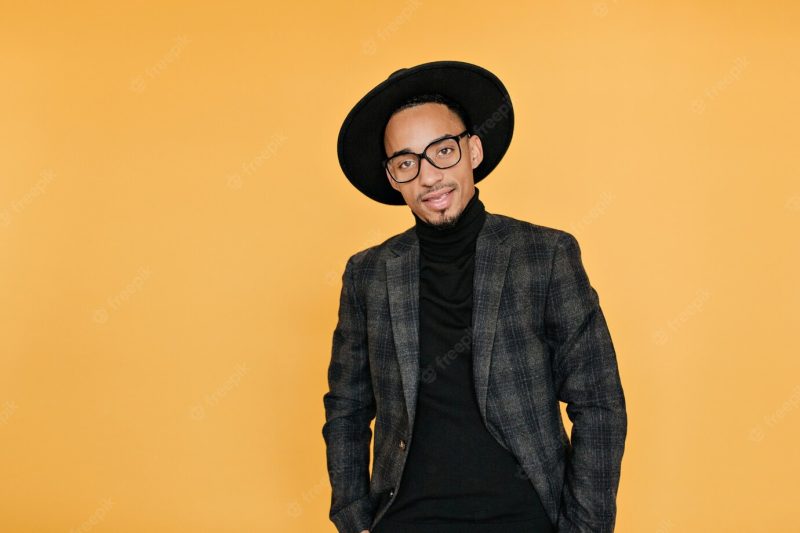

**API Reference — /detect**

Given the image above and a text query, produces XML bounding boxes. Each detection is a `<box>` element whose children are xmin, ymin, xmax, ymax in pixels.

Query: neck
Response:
<box><xmin>413</xmin><ymin>187</ymin><xmax>486</xmax><ymax>261</ymax></box>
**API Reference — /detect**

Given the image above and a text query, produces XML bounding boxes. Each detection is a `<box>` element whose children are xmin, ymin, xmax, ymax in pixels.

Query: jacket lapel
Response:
<box><xmin>386</xmin><ymin>212</ymin><xmax>510</xmax><ymax>429</ymax></box>
<box><xmin>471</xmin><ymin>213</ymin><xmax>511</xmax><ymax>420</ymax></box>
<box><xmin>386</xmin><ymin>230</ymin><xmax>420</xmax><ymax>428</ymax></box>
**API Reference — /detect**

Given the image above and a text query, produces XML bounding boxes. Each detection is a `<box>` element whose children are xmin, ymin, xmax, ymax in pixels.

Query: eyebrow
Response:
<box><xmin>387</xmin><ymin>132</ymin><xmax>457</xmax><ymax>159</ymax></box>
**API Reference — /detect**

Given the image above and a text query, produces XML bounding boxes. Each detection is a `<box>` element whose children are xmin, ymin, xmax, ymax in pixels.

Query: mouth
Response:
<box><xmin>422</xmin><ymin>188</ymin><xmax>454</xmax><ymax>210</ymax></box>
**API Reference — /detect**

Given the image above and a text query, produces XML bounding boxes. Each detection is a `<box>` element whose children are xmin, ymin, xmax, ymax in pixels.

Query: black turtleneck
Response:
<box><xmin>374</xmin><ymin>187</ymin><xmax>554</xmax><ymax>533</ymax></box>
<box><xmin>413</xmin><ymin>185</ymin><xmax>486</xmax><ymax>261</ymax></box>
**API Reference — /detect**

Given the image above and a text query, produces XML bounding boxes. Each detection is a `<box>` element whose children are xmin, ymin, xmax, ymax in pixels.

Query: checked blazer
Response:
<box><xmin>322</xmin><ymin>211</ymin><xmax>627</xmax><ymax>533</ymax></box>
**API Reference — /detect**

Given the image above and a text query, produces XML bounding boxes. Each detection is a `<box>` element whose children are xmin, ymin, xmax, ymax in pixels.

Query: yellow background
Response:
<box><xmin>1</xmin><ymin>1</ymin><xmax>798</xmax><ymax>531</ymax></box>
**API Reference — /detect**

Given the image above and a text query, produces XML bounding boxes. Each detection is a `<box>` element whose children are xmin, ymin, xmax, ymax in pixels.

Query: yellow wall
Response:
<box><xmin>1</xmin><ymin>1</ymin><xmax>798</xmax><ymax>531</ymax></box>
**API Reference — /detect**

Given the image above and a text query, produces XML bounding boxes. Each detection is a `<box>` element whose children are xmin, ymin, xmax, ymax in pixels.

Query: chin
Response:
<box><xmin>426</xmin><ymin>205</ymin><xmax>459</xmax><ymax>225</ymax></box>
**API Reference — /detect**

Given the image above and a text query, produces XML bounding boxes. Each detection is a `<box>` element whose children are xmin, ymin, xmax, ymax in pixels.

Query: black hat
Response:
<box><xmin>337</xmin><ymin>60</ymin><xmax>514</xmax><ymax>205</ymax></box>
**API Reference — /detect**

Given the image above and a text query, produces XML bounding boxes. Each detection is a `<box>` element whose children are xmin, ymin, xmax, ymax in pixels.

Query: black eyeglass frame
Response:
<box><xmin>383</xmin><ymin>130</ymin><xmax>471</xmax><ymax>183</ymax></box>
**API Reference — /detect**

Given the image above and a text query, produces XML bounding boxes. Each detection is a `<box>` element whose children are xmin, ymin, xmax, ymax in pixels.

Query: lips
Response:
<box><xmin>422</xmin><ymin>188</ymin><xmax>454</xmax><ymax>210</ymax></box>
<box><xmin>423</xmin><ymin>188</ymin><xmax>453</xmax><ymax>202</ymax></box>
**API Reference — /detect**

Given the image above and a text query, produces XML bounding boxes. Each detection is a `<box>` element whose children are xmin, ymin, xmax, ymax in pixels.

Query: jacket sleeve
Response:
<box><xmin>544</xmin><ymin>232</ymin><xmax>627</xmax><ymax>533</ymax></box>
<box><xmin>322</xmin><ymin>255</ymin><xmax>376</xmax><ymax>533</ymax></box>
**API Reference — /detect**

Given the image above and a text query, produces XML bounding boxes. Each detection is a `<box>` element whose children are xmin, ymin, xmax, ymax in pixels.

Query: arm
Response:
<box><xmin>544</xmin><ymin>233</ymin><xmax>627</xmax><ymax>533</ymax></box>
<box><xmin>322</xmin><ymin>256</ymin><xmax>376</xmax><ymax>533</ymax></box>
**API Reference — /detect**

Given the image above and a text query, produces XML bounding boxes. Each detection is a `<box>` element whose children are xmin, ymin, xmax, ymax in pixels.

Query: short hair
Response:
<box><xmin>385</xmin><ymin>93</ymin><xmax>473</xmax><ymax>134</ymax></box>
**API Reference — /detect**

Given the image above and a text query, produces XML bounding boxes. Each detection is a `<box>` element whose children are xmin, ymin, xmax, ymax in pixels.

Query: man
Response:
<box><xmin>323</xmin><ymin>60</ymin><xmax>627</xmax><ymax>533</ymax></box>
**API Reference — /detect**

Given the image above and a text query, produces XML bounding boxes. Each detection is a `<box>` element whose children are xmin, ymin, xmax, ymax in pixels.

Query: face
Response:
<box><xmin>383</xmin><ymin>102</ymin><xmax>484</xmax><ymax>227</ymax></box>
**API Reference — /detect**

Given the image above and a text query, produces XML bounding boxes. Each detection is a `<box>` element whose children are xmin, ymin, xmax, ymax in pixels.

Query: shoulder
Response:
<box><xmin>342</xmin><ymin>225</ymin><xmax>414</xmax><ymax>279</ymax></box>
<box><xmin>491</xmin><ymin>213</ymin><xmax>591</xmax><ymax>291</ymax></box>
<box><xmin>489</xmin><ymin>212</ymin><xmax>577</xmax><ymax>250</ymax></box>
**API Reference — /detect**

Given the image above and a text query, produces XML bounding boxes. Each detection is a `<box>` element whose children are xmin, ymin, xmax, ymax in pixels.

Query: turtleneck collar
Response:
<box><xmin>413</xmin><ymin>186</ymin><xmax>487</xmax><ymax>262</ymax></box>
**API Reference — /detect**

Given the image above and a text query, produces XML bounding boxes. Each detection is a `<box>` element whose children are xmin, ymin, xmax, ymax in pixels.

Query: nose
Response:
<box><xmin>417</xmin><ymin>156</ymin><xmax>444</xmax><ymax>186</ymax></box>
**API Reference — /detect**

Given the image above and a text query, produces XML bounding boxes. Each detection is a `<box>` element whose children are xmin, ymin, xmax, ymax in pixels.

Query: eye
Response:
<box><xmin>438</xmin><ymin>147</ymin><xmax>454</xmax><ymax>156</ymax></box>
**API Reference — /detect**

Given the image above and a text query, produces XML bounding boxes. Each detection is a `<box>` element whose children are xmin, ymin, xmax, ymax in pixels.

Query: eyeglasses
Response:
<box><xmin>383</xmin><ymin>130</ymin><xmax>470</xmax><ymax>183</ymax></box>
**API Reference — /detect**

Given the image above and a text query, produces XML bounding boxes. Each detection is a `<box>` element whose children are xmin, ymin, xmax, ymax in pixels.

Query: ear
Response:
<box><xmin>467</xmin><ymin>134</ymin><xmax>484</xmax><ymax>170</ymax></box>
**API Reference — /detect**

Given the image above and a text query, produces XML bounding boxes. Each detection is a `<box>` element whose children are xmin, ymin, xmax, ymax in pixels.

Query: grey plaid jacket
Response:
<box><xmin>322</xmin><ymin>212</ymin><xmax>627</xmax><ymax>533</ymax></box>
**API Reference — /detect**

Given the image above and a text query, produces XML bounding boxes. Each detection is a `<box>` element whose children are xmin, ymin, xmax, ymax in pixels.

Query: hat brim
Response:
<box><xmin>337</xmin><ymin>60</ymin><xmax>514</xmax><ymax>205</ymax></box>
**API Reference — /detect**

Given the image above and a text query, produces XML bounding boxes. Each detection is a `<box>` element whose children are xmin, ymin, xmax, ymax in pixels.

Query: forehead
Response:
<box><xmin>383</xmin><ymin>103</ymin><xmax>462</xmax><ymax>151</ymax></box>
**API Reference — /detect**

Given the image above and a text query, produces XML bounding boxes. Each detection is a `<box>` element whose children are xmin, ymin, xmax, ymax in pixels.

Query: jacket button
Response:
<box><xmin>389</xmin><ymin>490</ymin><xmax>394</xmax><ymax>497</ymax></box>
<box><xmin>398</xmin><ymin>439</ymin><xmax>406</xmax><ymax>450</ymax></box>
